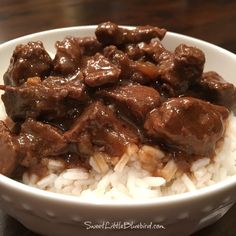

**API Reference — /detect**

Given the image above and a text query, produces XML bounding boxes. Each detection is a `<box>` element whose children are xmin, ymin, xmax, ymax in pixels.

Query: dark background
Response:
<box><xmin>0</xmin><ymin>0</ymin><xmax>235</xmax><ymax>235</ymax></box>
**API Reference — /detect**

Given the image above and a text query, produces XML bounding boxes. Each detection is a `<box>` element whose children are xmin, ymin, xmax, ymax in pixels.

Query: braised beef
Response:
<box><xmin>103</xmin><ymin>46</ymin><xmax>131</xmax><ymax>78</ymax></box>
<box><xmin>1</xmin><ymin>76</ymin><xmax>88</xmax><ymax>122</ymax></box>
<box><xmin>104</xmin><ymin>45</ymin><xmax>159</xmax><ymax>83</ymax></box>
<box><xmin>144</xmin><ymin>97</ymin><xmax>229</xmax><ymax>156</ymax></box>
<box><xmin>104</xmin><ymin>43</ymin><xmax>205</xmax><ymax>95</ymax></box>
<box><xmin>83</xmin><ymin>53</ymin><xmax>121</xmax><ymax>87</ymax></box>
<box><xmin>96</xmin><ymin>22</ymin><xmax>166</xmax><ymax>45</ymax></box>
<box><xmin>124</xmin><ymin>40</ymin><xmax>167</xmax><ymax>63</ymax></box>
<box><xmin>65</xmin><ymin>101</ymin><xmax>140</xmax><ymax>157</ymax></box>
<box><xmin>53</xmin><ymin>36</ymin><xmax>103</xmax><ymax>77</ymax></box>
<box><xmin>53</xmin><ymin>37</ymin><xmax>82</xmax><ymax>76</ymax></box>
<box><xmin>0</xmin><ymin>21</ymin><xmax>235</xmax><ymax>179</ymax></box>
<box><xmin>0</xmin><ymin>121</ymin><xmax>19</xmax><ymax>176</ymax></box>
<box><xmin>138</xmin><ymin>40</ymin><xmax>168</xmax><ymax>63</ymax></box>
<box><xmin>98</xmin><ymin>84</ymin><xmax>161</xmax><ymax>121</ymax></box>
<box><xmin>75</xmin><ymin>37</ymin><xmax>102</xmax><ymax>56</ymax></box>
<box><xmin>154</xmin><ymin>44</ymin><xmax>205</xmax><ymax>95</ymax></box>
<box><xmin>124</xmin><ymin>43</ymin><xmax>146</xmax><ymax>61</ymax></box>
<box><xmin>193</xmin><ymin>71</ymin><xmax>236</xmax><ymax>110</ymax></box>
<box><xmin>19</xmin><ymin>119</ymin><xmax>68</xmax><ymax>167</ymax></box>
<box><xmin>125</xmin><ymin>42</ymin><xmax>205</xmax><ymax>96</ymax></box>
<box><xmin>4</xmin><ymin>41</ymin><xmax>52</xmax><ymax>87</ymax></box>
<box><xmin>174</xmin><ymin>44</ymin><xmax>205</xmax><ymax>80</ymax></box>
<box><xmin>0</xmin><ymin>118</ymin><xmax>70</xmax><ymax>175</ymax></box>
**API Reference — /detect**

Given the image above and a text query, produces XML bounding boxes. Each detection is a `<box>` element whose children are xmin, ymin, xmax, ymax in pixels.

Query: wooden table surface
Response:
<box><xmin>0</xmin><ymin>0</ymin><xmax>235</xmax><ymax>235</ymax></box>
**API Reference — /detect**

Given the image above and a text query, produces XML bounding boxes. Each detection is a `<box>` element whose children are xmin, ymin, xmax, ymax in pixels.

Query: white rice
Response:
<box><xmin>23</xmin><ymin>114</ymin><xmax>236</xmax><ymax>201</ymax></box>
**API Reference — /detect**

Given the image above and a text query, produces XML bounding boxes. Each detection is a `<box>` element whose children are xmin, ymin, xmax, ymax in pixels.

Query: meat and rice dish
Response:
<box><xmin>0</xmin><ymin>22</ymin><xmax>235</xmax><ymax>200</ymax></box>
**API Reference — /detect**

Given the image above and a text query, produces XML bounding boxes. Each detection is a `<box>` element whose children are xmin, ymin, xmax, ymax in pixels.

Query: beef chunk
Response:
<box><xmin>75</xmin><ymin>37</ymin><xmax>102</xmax><ymax>56</ymax></box>
<box><xmin>123</xmin><ymin>43</ymin><xmax>146</xmax><ymax>61</ymax></box>
<box><xmin>0</xmin><ymin>118</ymin><xmax>69</xmax><ymax>176</ymax></box>
<box><xmin>53</xmin><ymin>36</ymin><xmax>103</xmax><ymax>76</ymax></box>
<box><xmin>18</xmin><ymin>119</ymin><xmax>68</xmax><ymax>167</ymax></box>
<box><xmin>144</xmin><ymin>97</ymin><xmax>229</xmax><ymax>156</ymax></box>
<box><xmin>104</xmin><ymin>44</ymin><xmax>205</xmax><ymax>94</ymax></box>
<box><xmin>53</xmin><ymin>37</ymin><xmax>82</xmax><ymax>76</ymax></box>
<box><xmin>0</xmin><ymin>121</ymin><xmax>19</xmax><ymax>176</ymax></box>
<box><xmin>96</xmin><ymin>21</ymin><xmax>166</xmax><ymax>46</ymax></box>
<box><xmin>103</xmin><ymin>45</ymin><xmax>159</xmax><ymax>83</ymax></box>
<box><xmin>154</xmin><ymin>44</ymin><xmax>205</xmax><ymax>95</ymax></box>
<box><xmin>98</xmin><ymin>84</ymin><xmax>161</xmax><ymax>121</ymax></box>
<box><xmin>124</xmin><ymin>42</ymin><xmax>205</xmax><ymax>96</ymax></box>
<box><xmin>4</xmin><ymin>41</ymin><xmax>52</xmax><ymax>86</ymax></box>
<box><xmin>65</xmin><ymin>101</ymin><xmax>140</xmax><ymax>156</ymax></box>
<box><xmin>83</xmin><ymin>53</ymin><xmax>121</xmax><ymax>87</ymax></box>
<box><xmin>1</xmin><ymin>76</ymin><xmax>88</xmax><ymax>122</ymax></box>
<box><xmin>138</xmin><ymin>40</ymin><xmax>168</xmax><ymax>63</ymax></box>
<box><xmin>103</xmin><ymin>46</ymin><xmax>131</xmax><ymax>78</ymax></box>
<box><xmin>124</xmin><ymin>40</ymin><xmax>168</xmax><ymax>63</ymax></box>
<box><xmin>195</xmin><ymin>71</ymin><xmax>236</xmax><ymax>110</ymax></box>
<box><xmin>174</xmin><ymin>44</ymin><xmax>205</xmax><ymax>81</ymax></box>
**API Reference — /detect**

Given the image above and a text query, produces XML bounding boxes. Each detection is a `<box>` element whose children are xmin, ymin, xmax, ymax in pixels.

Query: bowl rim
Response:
<box><xmin>0</xmin><ymin>25</ymin><xmax>236</xmax><ymax>207</ymax></box>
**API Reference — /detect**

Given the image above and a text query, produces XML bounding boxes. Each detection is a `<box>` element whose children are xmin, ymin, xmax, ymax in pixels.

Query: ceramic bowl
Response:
<box><xmin>0</xmin><ymin>26</ymin><xmax>235</xmax><ymax>236</ymax></box>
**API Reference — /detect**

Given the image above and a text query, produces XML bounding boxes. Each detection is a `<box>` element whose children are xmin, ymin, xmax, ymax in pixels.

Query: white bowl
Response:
<box><xmin>0</xmin><ymin>26</ymin><xmax>236</xmax><ymax>236</ymax></box>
